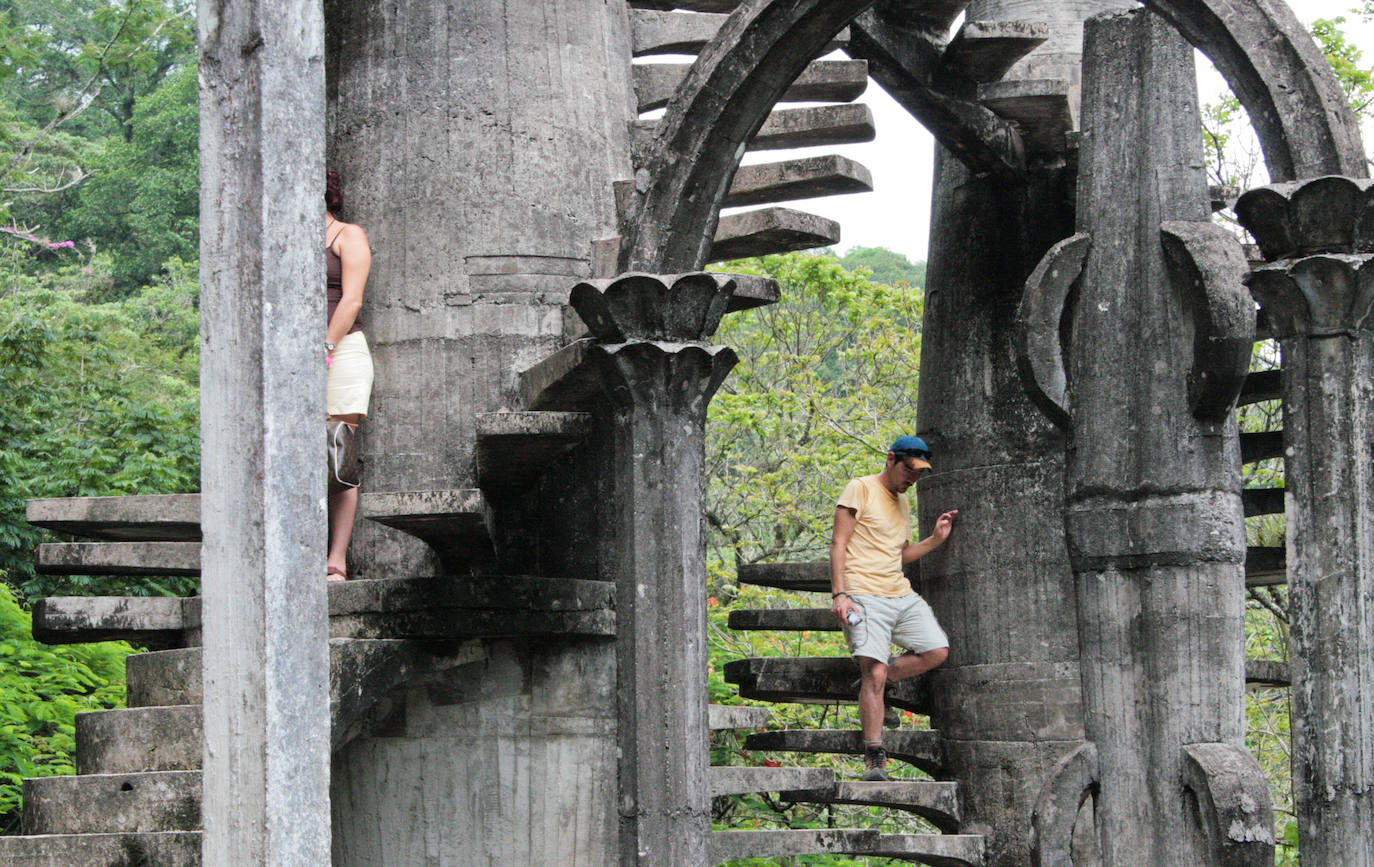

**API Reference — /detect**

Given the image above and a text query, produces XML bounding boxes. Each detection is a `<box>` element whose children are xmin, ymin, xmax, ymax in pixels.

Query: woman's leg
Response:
<box><xmin>327</xmin><ymin>413</ymin><xmax>362</xmax><ymax>578</ymax></box>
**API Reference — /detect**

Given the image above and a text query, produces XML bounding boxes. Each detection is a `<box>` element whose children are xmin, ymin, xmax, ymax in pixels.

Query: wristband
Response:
<box><xmin>832</xmin><ymin>592</ymin><xmax>849</xmax><ymax>599</ymax></box>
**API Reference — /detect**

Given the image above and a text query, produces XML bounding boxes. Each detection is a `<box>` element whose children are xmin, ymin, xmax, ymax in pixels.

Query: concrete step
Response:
<box><xmin>26</xmin><ymin>494</ymin><xmax>201</xmax><ymax>542</ymax></box>
<box><xmin>33</xmin><ymin>596</ymin><xmax>196</xmax><ymax>648</ymax></box>
<box><xmin>126</xmin><ymin>647</ymin><xmax>201</xmax><ymax>707</ymax></box>
<box><xmin>751</xmin><ymin>104</ymin><xmax>876</xmax><ymax>151</ymax></box>
<box><xmin>781</xmin><ymin>780</ymin><xmax>961</xmax><ymax>832</ymax></box>
<box><xmin>710</xmin><ymin>207</ymin><xmax>840</xmax><ymax>262</ymax></box>
<box><xmin>708</xmin><ymin>704</ymin><xmax>771</xmax><ymax>731</ymax></box>
<box><xmin>23</xmin><ymin>771</ymin><xmax>200</xmax><ymax>834</ymax></box>
<box><xmin>36</xmin><ymin>541</ymin><xmax>200</xmax><ymax>576</ymax></box>
<box><xmin>631</xmin><ymin>9</ymin><xmax>727</xmax><ymax>56</ymax></box>
<box><xmin>737</xmin><ymin>561</ymin><xmax>828</xmax><ymax>593</ymax></box>
<box><xmin>724</xmin><ymin>656</ymin><xmax>930</xmax><ymax>715</ymax></box>
<box><xmin>0</xmin><ymin>832</ymin><xmax>200</xmax><ymax>865</ymax></box>
<box><xmin>977</xmin><ymin>78</ymin><xmax>1073</xmax><ymax>155</ymax></box>
<box><xmin>359</xmin><ymin>489</ymin><xmax>493</xmax><ymax>573</ymax></box>
<box><xmin>745</xmin><ymin>728</ymin><xmax>944</xmax><ymax>776</ymax></box>
<box><xmin>634</xmin><ymin>59</ymin><xmax>867</xmax><ymax>113</ymax></box>
<box><xmin>76</xmin><ymin>706</ymin><xmax>201</xmax><ymax>775</ymax></box>
<box><xmin>723</xmin><ymin>154</ymin><xmax>873</xmax><ymax>208</ymax></box>
<box><xmin>719</xmin><ymin>272</ymin><xmax>781</xmax><ymax>312</ymax></box>
<box><xmin>328</xmin><ymin>575</ymin><xmax>616</xmax><ymax>640</ymax></box>
<box><xmin>1240</xmin><ymin>429</ymin><xmax>1284</xmax><ymax>464</ymax></box>
<box><xmin>628</xmin><ymin>0</ymin><xmax>740</xmax><ymax>13</ymax></box>
<box><xmin>1247</xmin><ymin>546</ymin><xmax>1285</xmax><ymax>586</ymax></box>
<box><xmin>475</xmin><ymin>411</ymin><xmax>593</xmax><ymax>492</ymax></box>
<box><xmin>1239</xmin><ymin>369</ymin><xmax>1281</xmax><ymax>406</ymax></box>
<box><xmin>729</xmin><ymin>607</ymin><xmax>834</xmax><ymax>631</ymax></box>
<box><xmin>710</xmin><ymin>766</ymin><xmax>835</xmax><ymax>797</ymax></box>
<box><xmin>1243</xmin><ymin>487</ymin><xmax>1283</xmax><ymax>517</ymax></box>
<box><xmin>1247</xmin><ymin>658</ymin><xmax>1290</xmax><ymax>688</ymax></box>
<box><xmin>709</xmin><ymin>829</ymin><xmax>984</xmax><ymax>865</ymax></box>
<box><xmin>942</xmin><ymin>20</ymin><xmax>1048</xmax><ymax>84</ymax></box>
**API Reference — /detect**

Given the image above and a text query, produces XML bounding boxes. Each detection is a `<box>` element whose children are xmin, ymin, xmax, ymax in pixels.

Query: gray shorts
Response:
<box><xmin>842</xmin><ymin>592</ymin><xmax>949</xmax><ymax>662</ymax></box>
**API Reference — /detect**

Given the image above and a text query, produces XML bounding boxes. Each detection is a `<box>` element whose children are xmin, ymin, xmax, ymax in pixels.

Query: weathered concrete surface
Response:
<box><xmin>1019</xmin><ymin>10</ymin><xmax>1267</xmax><ymax>864</ymax></box>
<box><xmin>780</xmin><ymin>780</ymin><xmax>962</xmax><ymax>830</ymax></box>
<box><xmin>1241</xmin><ymin>177</ymin><xmax>1374</xmax><ymax>865</ymax></box>
<box><xmin>747</xmin><ymin>104</ymin><xmax>876</xmax><ymax>151</ymax></box>
<box><xmin>724</xmin><ymin>155</ymin><xmax>873</xmax><ymax>208</ymax></box>
<box><xmin>709</xmin><ymin>829</ymin><xmax>985</xmax><ymax>865</ymax></box>
<box><xmin>198</xmin><ymin>0</ymin><xmax>330</xmax><ymax>862</ymax></box>
<box><xmin>36</xmin><ymin>541</ymin><xmax>200</xmax><ymax>576</ymax></box>
<box><xmin>724</xmin><ymin>656</ymin><xmax>930</xmax><ymax>714</ymax></box>
<box><xmin>26</xmin><ymin>494</ymin><xmax>202</xmax><ymax>542</ymax></box>
<box><xmin>709</xmin><ymin>766</ymin><xmax>836</xmax><ymax>797</ymax></box>
<box><xmin>329</xmin><ymin>639</ymin><xmax>617</xmax><ymax>866</ymax></box>
<box><xmin>357</xmin><ymin>489</ymin><xmax>492</xmax><ymax>575</ymax></box>
<box><xmin>745</xmin><ymin>728</ymin><xmax>944</xmax><ymax>776</ymax></box>
<box><xmin>127</xmin><ymin>648</ymin><xmax>202</xmax><ymax>708</ymax></box>
<box><xmin>33</xmin><ymin>596</ymin><xmax>193</xmax><ymax>648</ymax></box>
<box><xmin>707</xmin><ymin>704</ymin><xmax>772</xmax><ymax>730</ymax></box>
<box><xmin>76</xmin><ymin>706</ymin><xmax>202</xmax><ymax>775</ymax></box>
<box><xmin>0</xmin><ymin>832</ymin><xmax>201</xmax><ymax>866</ymax></box>
<box><xmin>943</xmin><ymin>20</ymin><xmax>1049</xmax><ymax>83</ymax></box>
<box><xmin>634</xmin><ymin>59</ymin><xmax>867</xmax><ymax>113</ymax></box>
<box><xmin>736</xmin><ymin>560</ymin><xmax>829</xmax><ymax>592</ymax></box>
<box><xmin>710</xmin><ymin>207</ymin><xmax>841</xmax><ymax>261</ymax></box>
<box><xmin>474</xmin><ymin>411</ymin><xmax>594</xmax><ymax>492</ymax></box>
<box><xmin>23</xmin><ymin>771</ymin><xmax>201</xmax><ymax>834</ymax></box>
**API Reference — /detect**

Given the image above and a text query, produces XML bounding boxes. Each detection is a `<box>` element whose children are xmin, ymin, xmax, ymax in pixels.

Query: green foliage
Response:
<box><xmin>834</xmin><ymin>247</ymin><xmax>926</xmax><ymax>290</ymax></box>
<box><xmin>0</xmin><ymin>240</ymin><xmax>200</xmax><ymax>601</ymax></box>
<box><xmin>707</xmin><ymin>251</ymin><xmax>923</xmax><ymax>598</ymax></box>
<box><xmin>0</xmin><ymin>581</ymin><xmax>133</xmax><ymax>833</ymax></box>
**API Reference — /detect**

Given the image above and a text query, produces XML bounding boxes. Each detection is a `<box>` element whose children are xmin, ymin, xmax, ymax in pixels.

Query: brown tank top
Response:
<box><xmin>326</xmin><ymin>226</ymin><xmax>363</xmax><ymax>334</ymax></box>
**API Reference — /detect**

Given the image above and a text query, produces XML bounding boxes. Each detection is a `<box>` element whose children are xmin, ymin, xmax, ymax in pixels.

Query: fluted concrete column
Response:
<box><xmin>574</xmin><ymin>273</ymin><xmax>736</xmax><ymax>865</ymax></box>
<box><xmin>198</xmin><ymin>0</ymin><xmax>331</xmax><ymax>863</ymax></box>
<box><xmin>1241</xmin><ymin>176</ymin><xmax>1374</xmax><ymax>866</ymax></box>
<box><xmin>1020</xmin><ymin>11</ymin><xmax>1270</xmax><ymax>865</ymax></box>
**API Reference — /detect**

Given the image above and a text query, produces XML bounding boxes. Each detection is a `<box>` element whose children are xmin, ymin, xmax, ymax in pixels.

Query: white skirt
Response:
<box><xmin>327</xmin><ymin>331</ymin><xmax>374</xmax><ymax>417</ymax></box>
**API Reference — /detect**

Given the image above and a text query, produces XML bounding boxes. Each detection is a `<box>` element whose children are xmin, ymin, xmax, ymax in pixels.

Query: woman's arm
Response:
<box><xmin>327</xmin><ymin>223</ymin><xmax>371</xmax><ymax>347</ymax></box>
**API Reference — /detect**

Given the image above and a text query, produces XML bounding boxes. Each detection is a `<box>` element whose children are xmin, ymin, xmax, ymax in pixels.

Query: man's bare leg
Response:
<box><xmin>885</xmin><ymin>646</ymin><xmax>948</xmax><ymax>684</ymax></box>
<box><xmin>857</xmin><ymin>656</ymin><xmax>890</xmax><ymax>744</ymax></box>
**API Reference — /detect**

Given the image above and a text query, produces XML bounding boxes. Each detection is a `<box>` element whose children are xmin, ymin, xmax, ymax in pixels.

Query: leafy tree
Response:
<box><xmin>835</xmin><ymin>246</ymin><xmax>925</xmax><ymax>289</ymax></box>
<box><xmin>0</xmin><ymin>581</ymin><xmax>133</xmax><ymax>833</ymax></box>
<box><xmin>0</xmin><ymin>240</ymin><xmax>200</xmax><ymax>602</ymax></box>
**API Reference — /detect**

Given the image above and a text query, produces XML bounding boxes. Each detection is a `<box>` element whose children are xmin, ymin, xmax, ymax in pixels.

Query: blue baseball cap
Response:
<box><xmin>889</xmin><ymin>435</ymin><xmax>932</xmax><ymax>469</ymax></box>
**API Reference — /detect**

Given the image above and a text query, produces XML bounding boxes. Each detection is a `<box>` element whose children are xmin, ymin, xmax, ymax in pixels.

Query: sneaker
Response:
<box><xmin>861</xmin><ymin>745</ymin><xmax>889</xmax><ymax>781</ymax></box>
<box><xmin>883</xmin><ymin>706</ymin><xmax>901</xmax><ymax>729</ymax></box>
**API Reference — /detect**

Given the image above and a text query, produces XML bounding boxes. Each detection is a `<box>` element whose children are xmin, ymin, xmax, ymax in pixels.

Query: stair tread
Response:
<box><xmin>942</xmin><ymin>19</ymin><xmax>1049</xmax><ymax>83</ymax></box>
<box><xmin>711</xmin><ymin>207</ymin><xmax>840</xmax><ymax>262</ymax></box>
<box><xmin>76</xmin><ymin>705</ymin><xmax>201</xmax><ymax>775</ymax></box>
<box><xmin>709</xmin><ymin>766</ymin><xmax>834</xmax><ymax>797</ymax></box>
<box><xmin>36</xmin><ymin>541</ymin><xmax>200</xmax><ymax>576</ymax></box>
<box><xmin>709</xmin><ymin>828</ymin><xmax>983</xmax><ymax>865</ymax></box>
<box><xmin>0</xmin><ymin>832</ymin><xmax>200</xmax><ymax>866</ymax></box>
<box><xmin>23</xmin><ymin>770</ymin><xmax>201</xmax><ymax>835</ymax></box>
<box><xmin>359</xmin><ymin>489</ymin><xmax>492</xmax><ymax>572</ymax></box>
<box><xmin>745</xmin><ymin>728</ymin><xmax>944</xmax><ymax>776</ymax></box>
<box><xmin>475</xmin><ymin>411</ymin><xmax>594</xmax><ymax>491</ymax></box>
<box><xmin>708</xmin><ymin>704</ymin><xmax>771</xmax><ymax>730</ymax></box>
<box><xmin>26</xmin><ymin>494</ymin><xmax>201</xmax><ymax>542</ymax></box>
<box><xmin>33</xmin><ymin>596</ymin><xmax>193</xmax><ymax>648</ymax></box>
<box><xmin>977</xmin><ymin>78</ymin><xmax>1073</xmax><ymax>154</ymax></box>
<box><xmin>725</xmin><ymin>154</ymin><xmax>873</xmax><ymax>208</ymax></box>
<box><xmin>724</xmin><ymin>656</ymin><xmax>930</xmax><ymax>715</ymax></box>
<box><xmin>634</xmin><ymin>59</ymin><xmax>867</xmax><ymax>113</ymax></box>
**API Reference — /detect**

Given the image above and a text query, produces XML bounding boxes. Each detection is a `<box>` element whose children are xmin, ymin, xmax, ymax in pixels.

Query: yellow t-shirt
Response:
<box><xmin>837</xmin><ymin>474</ymin><xmax>912</xmax><ymax>597</ymax></box>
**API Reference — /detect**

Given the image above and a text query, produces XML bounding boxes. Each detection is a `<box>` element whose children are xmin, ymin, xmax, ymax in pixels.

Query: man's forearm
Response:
<box><xmin>901</xmin><ymin>534</ymin><xmax>942</xmax><ymax>565</ymax></box>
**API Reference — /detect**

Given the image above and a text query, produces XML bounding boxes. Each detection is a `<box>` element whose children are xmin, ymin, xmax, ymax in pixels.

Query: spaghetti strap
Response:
<box><xmin>326</xmin><ymin>222</ymin><xmax>347</xmax><ymax>249</ymax></box>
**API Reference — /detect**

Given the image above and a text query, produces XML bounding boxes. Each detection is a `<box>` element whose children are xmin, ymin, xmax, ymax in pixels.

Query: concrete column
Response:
<box><xmin>1242</xmin><ymin>177</ymin><xmax>1374</xmax><ymax>866</ymax></box>
<box><xmin>575</xmin><ymin>273</ymin><xmax>736</xmax><ymax>865</ymax></box>
<box><xmin>197</xmin><ymin>0</ymin><xmax>331</xmax><ymax>864</ymax></box>
<box><xmin>1020</xmin><ymin>10</ymin><xmax>1270</xmax><ymax>864</ymax></box>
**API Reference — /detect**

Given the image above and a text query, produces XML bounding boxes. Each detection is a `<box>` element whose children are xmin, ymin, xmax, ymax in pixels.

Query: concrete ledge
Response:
<box><xmin>359</xmin><ymin>490</ymin><xmax>493</xmax><ymax>573</ymax></box>
<box><xmin>1240</xmin><ymin>430</ymin><xmax>1284</xmax><ymax>463</ymax></box>
<box><xmin>977</xmin><ymin>78</ymin><xmax>1073</xmax><ymax>155</ymax></box>
<box><xmin>708</xmin><ymin>829</ymin><xmax>984</xmax><ymax>865</ymax></box>
<box><xmin>26</xmin><ymin>494</ymin><xmax>201</xmax><ymax>542</ymax></box>
<box><xmin>724</xmin><ymin>155</ymin><xmax>873</xmax><ymax>208</ymax></box>
<box><xmin>751</xmin><ymin>104</ymin><xmax>876</xmax><ymax>151</ymax></box>
<box><xmin>1246</xmin><ymin>546</ymin><xmax>1286</xmax><ymax>586</ymax></box>
<box><xmin>711</xmin><ymin>207</ymin><xmax>841</xmax><ymax>262</ymax></box>
<box><xmin>708</xmin><ymin>704</ymin><xmax>772</xmax><ymax>730</ymax></box>
<box><xmin>33</xmin><ymin>596</ymin><xmax>194</xmax><ymax>648</ymax></box>
<box><xmin>631</xmin><ymin>9</ymin><xmax>727</xmax><ymax>56</ymax></box>
<box><xmin>126</xmin><ymin>648</ymin><xmax>201</xmax><ymax>707</ymax></box>
<box><xmin>634</xmin><ymin>59</ymin><xmax>867</xmax><ymax>113</ymax></box>
<box><xmin>475</xmin><ymin>411</ymin><xmax>594</xmax><ymax>491</ymax></box>
<box><xmin>1242</xmin><ymin>487</ymin><xmax>1283</xmax><ymax>517</ymax></box>
<box><xmin>745</xmin><ymin>728</ymin><xmax>944</xmax><ymax>776</ymax></box>
<box><xmin>780</xmin><ymin>780</ymin><xmax>961</xmax><ymax>831</ymax></box>
<box><xmin>723</xmin><ymin>656</ymin><xmax>930</xmax><ymax>715</ymax></box>
<box><xmin>23</xmin><ymin>771</ymin><xmax>201</xmax><ymax>834</ymax></box>
<box><xmin>1246</xmin><ymin>658</ymin><xmax>1290</xmax><ymax>688</ymax></box>
<box><xmin>1238</xmin><ymin>369</ymin><xmax>1281</xmax><ymax>406</ymax></box>
<box><xmin>710</xmin><ymin>766</ymin><xmax>835</xmax><ymax>797</ymax></box>
<box><xmin>736</xmin><ymin>561</ymin><xmax>828</xmax><ymax>592</ymax></box>
<box><xmin>942</xmin><ymin>20</ymin><xmax>1049</xmax><ymax>83</ymax></box>
<box><xmin>36</xmin><ymin>542</ymin><xmax>200</xmax><ymax>576</ymax></box>
<box><xmin>719</xmin><ymin>273</ymin><xmax>781</xmax><ymax>313</ymax></box>
<box><xmin>519</xmin><ymin>339</ymin><xmax>602</xmax><ymax>412</ymax></box>
<box><xmin>729</xmin><ymin>608</ymin><xmax>836</xmax><ymax>631</ymax></box>
<box><xmin>76</xmin><ymin>706</ymin><xmax>201</xmax><ymax>775</ymax></box>
<box><xmin>0</xmin><ymin>832</ymin><xmax>201</xmax><ymax>866</ymax></box>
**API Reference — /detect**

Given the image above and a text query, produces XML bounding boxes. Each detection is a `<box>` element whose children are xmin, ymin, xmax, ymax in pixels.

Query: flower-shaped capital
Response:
<box><xmin>569</xmin><ymin>272</ymin><xmax>735</xmax><ymax>342</ymax></box>
<box><xmin>1235</xmin><ymin>175</ymin><xmax>1374</xmax><ymax>261</ymax></box>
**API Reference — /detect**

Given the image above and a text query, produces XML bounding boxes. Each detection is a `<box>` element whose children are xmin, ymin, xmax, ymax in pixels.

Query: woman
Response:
<box><xmin>325</xmin><ymin>169</ymin><xmax>374</xmax><ymax>581</ymax></box>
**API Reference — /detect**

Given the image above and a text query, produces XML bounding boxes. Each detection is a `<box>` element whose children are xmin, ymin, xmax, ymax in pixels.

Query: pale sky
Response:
<box><xmin>737</xmin><ymin>1</ymin><xmax>1374</xmax><ymax>263</ymax></box>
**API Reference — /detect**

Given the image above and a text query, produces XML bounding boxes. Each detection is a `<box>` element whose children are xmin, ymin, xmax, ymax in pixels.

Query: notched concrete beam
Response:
<box><xmin>724</xmin><ymin>154</ymin><xmax>873</xmax><ymax>208</ymax></box>
<box><xmin>632</xmin><ymin>9</ymin><xmax>729</xmax><ymax>56</ymax></box>
<box><xmin>1246</xmin><ymin>545</ymin><xmax>1286</xmax><ymax>586</ymax></box>
<box><xmin>728</xmin><ymin>607</ymin><xmax>835</xmax><ymax>631</ymax></box>
<box><xmin>711</xmin><ymin>207</ymin><xmax>841</xmax><ymax>262</ymax></box>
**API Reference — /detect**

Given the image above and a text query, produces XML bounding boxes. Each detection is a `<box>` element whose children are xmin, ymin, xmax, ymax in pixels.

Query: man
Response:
<box><xmin>830</xmin><ymin>435</ymin><xmax>957</xmax><ymax>781</ymax></box>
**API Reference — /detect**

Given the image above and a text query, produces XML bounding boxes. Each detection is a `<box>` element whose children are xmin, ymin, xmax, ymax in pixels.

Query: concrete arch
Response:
<box><xmin>623</xmin><ymin>0</ymin><xmax>1364</xmax><ymax>273</ymax></box>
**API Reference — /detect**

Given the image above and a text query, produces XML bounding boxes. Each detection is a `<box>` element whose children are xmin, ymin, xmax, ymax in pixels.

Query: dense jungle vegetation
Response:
<box><xmin>0</xmin><ymin>0</ymin><xmax>1370</xmax><ymax>861</ymax></box>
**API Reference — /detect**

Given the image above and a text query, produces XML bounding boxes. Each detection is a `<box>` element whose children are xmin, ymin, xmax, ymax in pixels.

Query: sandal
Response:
<box><xmin>327</xmin><ymin>566</ymin><xmax>348</xmax><ymax>582</ymax></box>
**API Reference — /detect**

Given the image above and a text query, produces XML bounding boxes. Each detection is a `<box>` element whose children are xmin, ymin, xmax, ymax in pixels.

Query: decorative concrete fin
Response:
<box><xmin>1015</xmin><ymin>232</ymin><xmax>1091</xmax><ymax>431</ymax></box>
<box><xmin>1029</xmin><ymin>741</ymin><xmax>1098</xmax><ymax>867</ymax></box>
<box><xmin>1180</xmin><ymin>742</ymin><xmax>1276</xmax><ymax>866</ymax></box>
<box><xmin>1159</xmin><ymin>221</ymin><xmax>1255</xmax><ymax>421</ymax></box>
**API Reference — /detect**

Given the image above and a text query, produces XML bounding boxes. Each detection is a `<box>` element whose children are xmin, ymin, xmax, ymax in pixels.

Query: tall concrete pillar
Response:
<box><xmin>916</xmin><ymin>2</ymin><xmax>1129</xmax><ymax>864</ymax></box>
<box><xmin>324</xmin><ymin>0</ymin><xmax>635</xmax><ymax>572</ymax></box>
<box><xmin>1241</xmin><ymin>176</ymin><xmax>1374</xmax><ymax>866</ymax></box>
<box><xmin>1020</xmin><ymin>10</ymin><xmax>1270</xmax><ymax>864</ymax></box>
<box><xmin>574</xmin><ymin>273</ymin><xmax>737</xmax><ymax>865</ymax></box>
<box><xmin>197</xmin><ymin>0</ymin><xmax>331</xmax><ymax>864</ymax></box>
